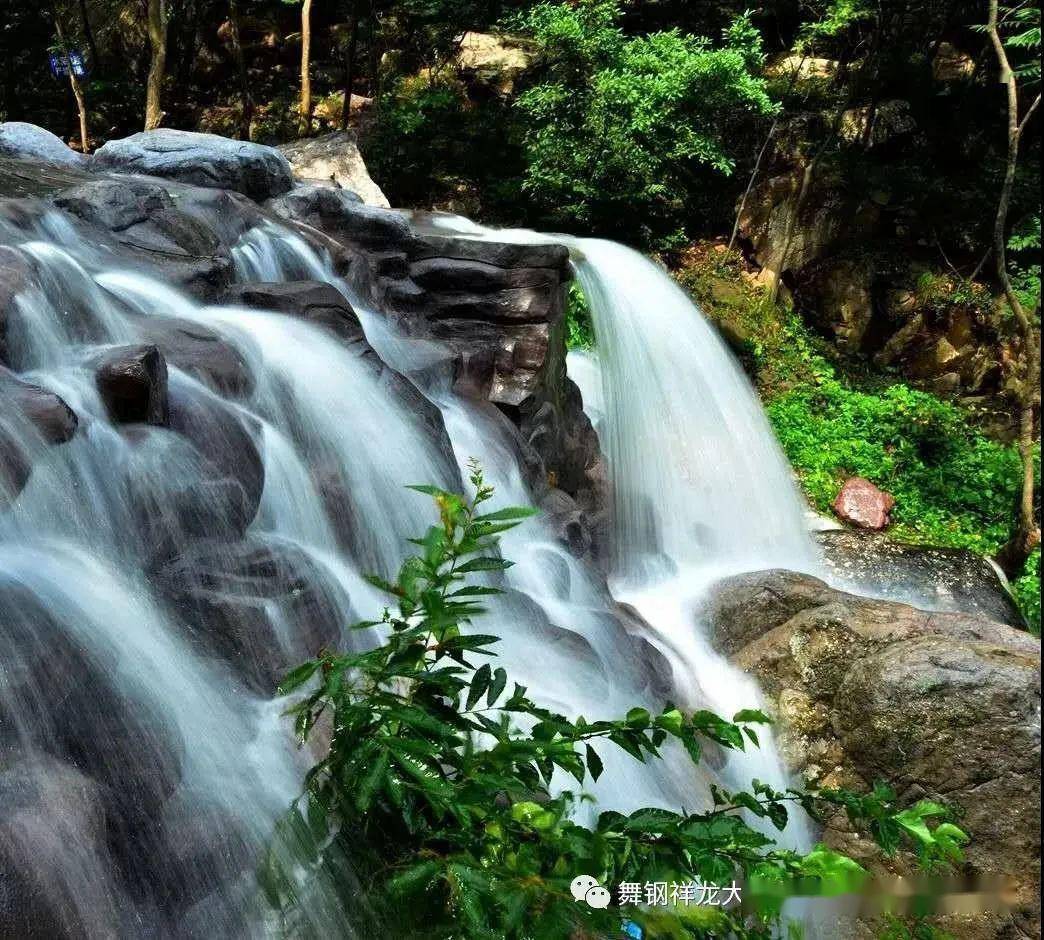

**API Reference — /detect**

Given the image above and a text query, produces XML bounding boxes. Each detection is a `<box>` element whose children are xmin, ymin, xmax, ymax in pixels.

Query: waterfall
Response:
<box><xmin>0</xmin><ymin>202</ymin><xmax>820</xmax><ymax>937</ymax></box>
<box><xmin>569</xmin><ymin>239</ymin><xmax>819</xmax><ymax>581</ymax></box>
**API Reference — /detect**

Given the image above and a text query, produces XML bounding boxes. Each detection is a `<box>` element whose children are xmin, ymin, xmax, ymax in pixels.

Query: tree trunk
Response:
<box><xmin>729</xmin><ymin>55</ymin><xmax>807</xmax><ymax>252</ymax></box>
<box><xmin>339</xmin><ymin>2</ymin><xmax>359</xmax><ymax>130</ymax></box>
<box><xmin>69</xmin><ymin>71</ymin><xmax>90</xmax><ymax>152</ymax></box>
<box><xmin>368</xmin><ymin>0</ymin><xmax>380</xmax><ymax>102</ymax></box>
<box><xmin>228</xmin><ymin>0</ymin><xmax>253</xmax><ymax>140</ymax></box>
<box><xmin>145</xmin><ymin>0</ymin><xmax>168</xmax><ymax>130</ymax></box>
<box><xmin>53</xmin><ymin>13</ymin><xmax>90</xmax><ymax>152</ymax></box>
<box><xmin>299</xmin><ymin>0</ymin><xmax>314</xmax><ymax>134</ymax></box>
<box><xmin>986</xmin><ymin>0</ymin><xmax>1042</xmax><ymax>573</ymax></box>
<box><xmin>77</xmin><ymin>0</ymin><xmax>99</xmax><ymax>70</ymax></box>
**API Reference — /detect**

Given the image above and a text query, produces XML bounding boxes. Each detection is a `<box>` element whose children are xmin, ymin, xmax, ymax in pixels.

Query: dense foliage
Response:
<box><xmin>264</xmin><ymin>467</ymin><xmax>969</xmax><ymax>937</ymax></box>
<box><xmin>510</xmin><ymin>2</ymin><xmax>775</xmax><ymax>245</ymax></box>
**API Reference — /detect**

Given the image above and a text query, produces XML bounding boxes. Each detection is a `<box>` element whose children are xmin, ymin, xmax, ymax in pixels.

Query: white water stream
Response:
<box><xmin>0</xmin><ymin>206</ymin><xmax>826</xmax><ymax>937</ymax></box>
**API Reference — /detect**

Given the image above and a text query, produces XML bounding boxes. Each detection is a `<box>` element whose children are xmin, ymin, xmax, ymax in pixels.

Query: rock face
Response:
<box><xmin>136</xmin><ymin>316</ymin><xmax>255</xmax><ymax>398</ymax></box>
<box><xmin>0</xmin><ymin>246</ymin><xmax>31</xmax><ymax>365</ymax></box>
<box><xmin>817</xmin><ymin>529</ymin><xmax>1026</xmax><ymax>628</ymax></box>
<box><xmin>832</xmin><ymin>476</ymin><xmax>895</xmax><ymax>529</ymax></box>
<box><xmin>0</xmin><ymin>122</ymin><xmax>87</xmax><ymax>168</ymax></box>
<box><xmin>278</xmin><ymin>131</ymin><xmax>390</xmax><ymax>207</ymax></box>
<box><xmin>455</xmin><ymin>31</ymin><xmax>535</xmax><ymax>97</ymax></box>
<box><xmin>224</xmin><ymin>280</ymin><xmax>366</xmax><ymax>344</ymax></box>
<box><xmin>92</xmin><ymin>129</ymin><xmax>293</xmax><ymax>201</ymax></box>
<box><xmin>706</xmin><ymin>570</ymin><xmax>1041</xmax><ymax>939</ymax></box>
<box><xmin>838</xmin><ymin>99</ymin><xmax>916</xmax><ymax>148</ymax></box>
<box><xmin>266</xmin><ymin>192</ymin><xmax>608</xmax><ymax>548</ymax></box>
<box><xmin>52</xmin><ymin>178</ymin><xmax>262</xmax><ymax>298</ymax></box>
<box><xmin>0</xmin><ymin>756</ymin><xmax>123</xmax><ymax>939</ymax></box>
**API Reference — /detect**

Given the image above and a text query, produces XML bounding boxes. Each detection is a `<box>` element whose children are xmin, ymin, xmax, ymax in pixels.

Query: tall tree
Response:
<box><xmin>299</xmin><ymin>0</ymin><xmax>314</xmax><ymax>133</ymax></box>
<box><xmin>985</xmin><ymin>0</ymin><xmax>1042</xmax><ymax>572</ymax></box>
<box><xmin>339</xmin><ymin>0</ymin><xmax>359</xmax><ymax>129</ymax></box>
<box><xmin>227</xmin><ymin>0</ymin><xmax>253</xmax><ymax>139</ymax></box>
<box><xmin>145</xmin><ymin>0</ymin><xmax>168</xmax><ymax>129</ymax></box>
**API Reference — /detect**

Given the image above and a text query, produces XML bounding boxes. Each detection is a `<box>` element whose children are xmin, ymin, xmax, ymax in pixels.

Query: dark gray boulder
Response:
<box><xmin>0</xmin><ymin>755</ymin><xmax>122</xmax><ymax>940</ymax></box>
<box><xmin>52</xmin><ymin>179</ymin><xmax>242</xmax><ymax>298</ymax></box>
<box><xmin>0</xmin><ymin>367</ymin><xmax>78</xmax><ymax>443</ymax></box>
<box><xmin>816</xmin><ymin>528</ymin><xmax>1025</xmax><ymax>628</ymax></box>
<box><xmin>224</xmin><ymin>280</ymin><xmax>365</xmax><ymax>345</ymax></box>
<box><xmin>136</xmin><ymin>316</ymin><xmax>254</xmax><ymax>398</ymax></box>
<box><xmin>92</xmin><ymin>130</ymin><xmax>293</xmax><ymax>201</ymax></box>
<box><xmin>0</xmin><ymin>245</ymin><xmax>32</xmax><ymax>366</ymax></box>
<box><xmin>0</xmin><ymin>122</ymin><xmax>87</xmax><ymax>168</ymax></box>
<box><xmin>94</xmin><ymin>344</ymin><xmax>169</xmax><ymax>426</ymax></box>
<box><xmin>156</xmin><ymin>536</ymin><xmax>344</xmax><ymax>694</ymax></box>
<box><xmin>116</xmin><ymin>381</ymin><xmax>264</xmax><ymax>564</ymax></box>
<box><xmin>267</xmin><ymin>184</ymin><xmax>415</xmax><ymax>251</ymax></box>
<box><xmin>0</xmin><ymin>368</ymin><xmax>78</xmax><ymax>507</ymax></box>
<box><xmin>704</xmin><ymin>568</ymin><xmax>839</xmax><ymax>656</ymax></box>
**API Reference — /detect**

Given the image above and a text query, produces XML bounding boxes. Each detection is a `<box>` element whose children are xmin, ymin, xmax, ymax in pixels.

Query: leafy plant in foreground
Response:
<box><xmin>264</xmin><ymin>463</ymin><xmax>967</xmax><ymax>938</ymax></box>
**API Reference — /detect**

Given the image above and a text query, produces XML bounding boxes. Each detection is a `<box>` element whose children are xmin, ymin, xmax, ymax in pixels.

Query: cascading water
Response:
<box><xmin>1</xmin><ymin>196</ymin><xmax>823</xmax><ymax>938</ymax></box>
<box><xmin>417</xmin><ymin>215</ymin><xmax>821</xmax><ymax>835</ymax></box>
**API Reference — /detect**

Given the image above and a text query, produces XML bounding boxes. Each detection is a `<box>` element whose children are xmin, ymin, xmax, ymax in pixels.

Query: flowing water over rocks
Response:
<box><xmin>0</xmin><ymin>134</ymin><xmax>1038</xmax><ymax>938</ymax></box>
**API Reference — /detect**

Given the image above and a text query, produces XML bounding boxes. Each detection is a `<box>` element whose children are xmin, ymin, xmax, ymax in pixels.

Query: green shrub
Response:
<box><xmin>513</xmin><ymin>1</ymin><xmax>776</xmax><ymax>246</ymax></box>
<box><xmin>263</xmin><ymin>466</ymin><xmax>967</xmax><ymax>938</ymax></box>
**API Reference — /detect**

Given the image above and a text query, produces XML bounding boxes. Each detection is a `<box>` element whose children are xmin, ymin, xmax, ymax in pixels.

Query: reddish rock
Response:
<box><xmin>832</xmin><ymin>476</ymin><xmax>895</xmax><ymax>529</ymax></box>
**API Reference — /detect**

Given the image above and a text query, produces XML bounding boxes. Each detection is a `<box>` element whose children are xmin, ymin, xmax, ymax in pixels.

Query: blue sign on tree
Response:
<box><xmin>48</xmin><ymin>49</ymin><xmax>88</xmax><ymax>79</ymax></box>
<box><xmin>68</xmin><ymin>51</ymin><xmax>88</xmax><ymax>78</ymax></box>
<box><xmin>48</xmin><ymin>52</ymin><xmax>69</xmax><ymax>78</ymax></box>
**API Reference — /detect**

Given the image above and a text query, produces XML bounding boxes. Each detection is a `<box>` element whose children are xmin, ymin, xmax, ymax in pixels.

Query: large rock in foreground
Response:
<box><xmin>92</xmin><ymin>129</ymin><xmax>293</xmax><ymax>201</ymax></box>
<box><xmin>0</xmin><ymin>122</ymin><xmax>87</xmax><ymax>168</ymax></box>
<box><xmin>706</xmin><ymin>569</ymin><xmax>1041</xmax><ymax>939</ymax></box>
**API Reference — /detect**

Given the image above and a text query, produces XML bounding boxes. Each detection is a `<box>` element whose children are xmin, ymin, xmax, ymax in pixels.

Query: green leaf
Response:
<box><xmin>626</xmin><ymin>706</ymin><xmax>650</xmax><ymax>729</ymax></box>
<box><xmin>276</xmin><ymin>660</ymin><xmax>320</xmax><ymax>696</ymax></box>
<box><xmin>387</xmin><ymin>859</ymin><xmax>442</xmax><ymax>898</ymax></box>
<box><xmin>356</xmin><ymin>748</ymin><xmax>390</xmax><ymax>812</ymax></box>
<box><xmin>474</xmin><ymin>506</ymin><xmax>540</xmax><ymax>522</ymax></box>
<box><xmin>405</xmin><ymin>484</ymin><xmax>448</xmax><ymax>497</ymax></box>
<box><xmin>733</xmin><ymin>708</ymin><xmax>772</xmax><ymax>724</ymax></box>
<box><xmin>456</xmin><ymin>557</ymin><xmax>514</xmax><ymax>573</ymax></box>
<box><xmin>487</xmin><ymin>666</ymin><xmax>508</xmax><ymax>706</ymax></box>
<box><xmin>585</xmin><ymin>743</ymin><xmax>604</xmax><ymax>781</ymax></box>
<box><xmin>467</xmin><ymin>663</ymin><xmax>492</xmax><ymax>710</ymax></box>
<box><xmin>449</xmin><ymin>586</ymin><xmax>503</xmax><ymax>598</ymax></box>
